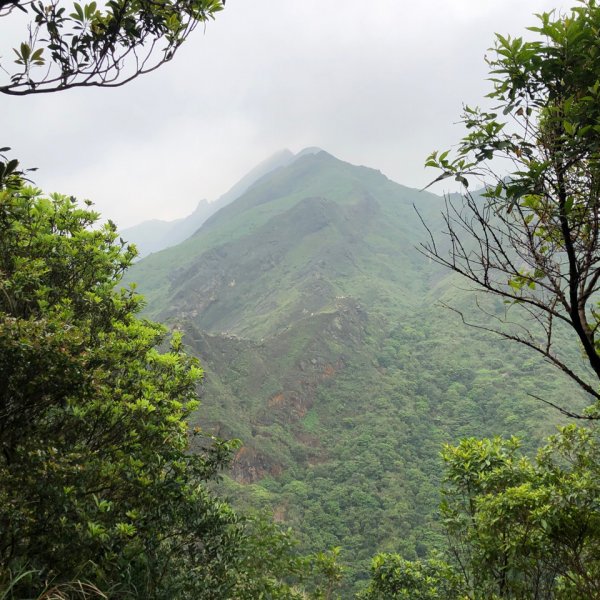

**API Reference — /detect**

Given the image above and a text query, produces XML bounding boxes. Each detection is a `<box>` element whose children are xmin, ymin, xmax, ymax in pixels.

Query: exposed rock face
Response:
<box><xmin>231</xmin><ymin>446</ymin><xmax>283</xmax><ymax>484</ymax></box>
<box><xmin>184</xmin><ymin>300</ymin><xmax>366</xmax><ymax>484</ymax></box>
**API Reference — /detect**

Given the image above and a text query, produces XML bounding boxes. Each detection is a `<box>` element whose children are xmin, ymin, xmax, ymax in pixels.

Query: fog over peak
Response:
<box><xmin>2</xmin><ymin>0</ymin><xmax>570</xmax><ymax>228</ymax></box>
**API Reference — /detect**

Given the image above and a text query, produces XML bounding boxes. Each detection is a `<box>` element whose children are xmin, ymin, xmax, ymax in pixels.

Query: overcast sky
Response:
<box><xmin>2</xmin><ymin>0</ymin><xmax>570</xmax><ymax>228</ymax></box>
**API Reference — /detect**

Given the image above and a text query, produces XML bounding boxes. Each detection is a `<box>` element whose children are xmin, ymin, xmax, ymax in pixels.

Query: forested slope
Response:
<box><xmin>128</xmin><ymin>150</ymin><xmax>590</xmax><ymax>591</ymax></box>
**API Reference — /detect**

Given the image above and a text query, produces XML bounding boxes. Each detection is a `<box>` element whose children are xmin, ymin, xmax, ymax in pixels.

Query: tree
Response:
<box><xmin>359</xmin><ymin>554</ymin><xmax>462</xmax><ymax>600</ymax></box>
<box><xmin>0</xmin><ymin>183</ymin><xmax>340</xmax><ymax>598</ymax></box>
<box><xmin>0</xmin><ymin>0</ymin><xmax>223</xmax><ymax>95</ymax></box>
<box><xmin>364</xmin><ymin>3</ymin><xmax>600</xmax><ymax>598</ymax></box>
<box><xmin>440</xmin><ymin>428</ymin><xmax>600</xmax><ymax>599</ymax></box>
<box><xmin>0</xmin><ymin>183</ymin><xmax>224</xmax><ymax>595</ymax></box>
<box><xmin>421</xmin><ymin>0</ymin><xmax>600</xmax><ymax>416</ymax></box>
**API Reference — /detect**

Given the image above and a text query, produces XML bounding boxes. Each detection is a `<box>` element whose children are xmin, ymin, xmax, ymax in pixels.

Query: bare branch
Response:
<box><xmin>527</xmin><ymin>393</ymin><xmax>598</xmax><ymax>421</ymax></box>
<box><xmin>440</xmin><ymin>301</ymin><xmax>600</xmax><ymax>401</ymax></box>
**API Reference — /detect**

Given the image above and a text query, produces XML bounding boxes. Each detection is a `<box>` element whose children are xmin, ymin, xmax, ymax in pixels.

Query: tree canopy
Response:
<box><xmin>440</xmin><ymin>429</ymin><xmax>600</xmax><ymax>599</ymax></box>
<box><xmin>0</xmin><ymin>0</ymin><xmax>223</xmax><ymax>95</ymax></box>
<box><xmin>422</xmin><ymin>0</ymin><xmax>600</xmax><ymax>416</ymax></box>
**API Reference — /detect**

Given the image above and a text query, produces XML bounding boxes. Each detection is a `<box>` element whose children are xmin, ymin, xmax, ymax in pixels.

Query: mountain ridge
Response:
<box><xmin>127</xmin><ymin>148</ymin><xmax>589</xmax><ymax>592</ymax></box>
<box><xmin>120</xmin><ymin>148</ymin><xmax>298</xmax><ymax>257</ymax></box>
<box><xmin>128</xmin><ymin>150</ymin><xmax>445</xmax><ymax>334</ymax></box>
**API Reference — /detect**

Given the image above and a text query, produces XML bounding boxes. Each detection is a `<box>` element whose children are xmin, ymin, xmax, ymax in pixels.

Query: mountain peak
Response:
<box><xmin>295</xmin><ymin>146</ymin><xmax>325</xmax><ymax>158</ymax></box>
<box><xmin>191</xmin><ymin>199</ymin><xmax>209</xmax><ymax>212</ymax></box>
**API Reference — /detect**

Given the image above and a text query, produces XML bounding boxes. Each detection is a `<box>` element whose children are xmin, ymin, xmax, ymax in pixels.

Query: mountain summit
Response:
<box><xmin>131</xmin><ymin>149</ymin><xmax>443</xmax><ymax>333</ymax></box>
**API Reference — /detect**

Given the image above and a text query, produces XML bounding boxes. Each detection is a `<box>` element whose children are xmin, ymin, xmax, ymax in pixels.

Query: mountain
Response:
<box><xmin>119</xmin><ymin>199</ymin><xmax>211</xmax><ymax>257</ymax></box>
<box><xmin>130</xmin><ymin>150</ymin><xmax>443</xmax><ymax>322</ymax></box>
<box><xmin>120</xmin><ymin>148</ymin><xmax>296</xmax><ymax>257</ymax></box>
<box><xmin>127</xmin><ymin>150</ymin><xmax>589</xmax><ymax>592</ymax></box>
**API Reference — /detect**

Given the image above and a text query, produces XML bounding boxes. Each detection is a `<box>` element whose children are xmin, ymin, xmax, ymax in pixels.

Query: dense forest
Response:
<box><xmin>126</xmin><ymin>148</ymin><xmax>589</xmax><ymax>592</ymax></box>
<box><xmin>2</xmin><ymin>1</ymin><xmax>600</xmax><ymax>599</ymax></box>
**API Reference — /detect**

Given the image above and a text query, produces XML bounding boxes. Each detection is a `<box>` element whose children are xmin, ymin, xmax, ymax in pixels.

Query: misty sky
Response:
<box><xmin>2</xmin><ymin>0</ymin><xmax>569</xmax><ymax>228</ymax></box>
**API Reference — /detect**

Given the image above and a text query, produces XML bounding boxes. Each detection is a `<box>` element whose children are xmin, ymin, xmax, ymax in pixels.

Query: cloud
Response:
<box><xmin>1</xmin><ymin>0</ymin><xmax>570</xmax><ymax>227</ymax></box>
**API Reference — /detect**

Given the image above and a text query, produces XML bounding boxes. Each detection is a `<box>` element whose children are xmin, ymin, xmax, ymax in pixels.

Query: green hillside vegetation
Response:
<box><xmin>4</xmin><ymin>0</ymin><xmax>600</xmax><ymax>595</ymax></box>
<box><xmin>128</xmin><ymin>150</ymin><xmax>590</xmax><ymax>592</ymax></box>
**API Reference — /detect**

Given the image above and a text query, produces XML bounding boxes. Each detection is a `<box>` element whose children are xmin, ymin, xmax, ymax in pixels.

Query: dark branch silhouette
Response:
<box><xmin>0</xmin><ymin>0</ymin><xmax>224</xmax><ymax>95</ymax></box>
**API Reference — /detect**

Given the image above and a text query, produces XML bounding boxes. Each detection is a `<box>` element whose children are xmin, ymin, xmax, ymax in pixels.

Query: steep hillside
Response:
<box><xmin>127</xmin><ymin>150</ymin><xmax>591</xmax><ymax>592</ymax></box>
<box><xmin>131</xmin><ymin>151</ymin><xmax>444</xmax><ymax>331</ymax></box>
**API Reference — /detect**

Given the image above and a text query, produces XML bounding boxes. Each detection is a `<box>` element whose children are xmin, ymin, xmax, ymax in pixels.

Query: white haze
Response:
<box><xmin>1</xmin><ymin>0</ymin><xmax>570</xmax><ymax>227</ymax></box>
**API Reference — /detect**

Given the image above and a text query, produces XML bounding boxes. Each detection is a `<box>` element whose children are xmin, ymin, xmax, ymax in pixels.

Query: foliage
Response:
<box><xmin>0</xmin><ymin>184</ymin><xmax>334</xmax><ymax>598</ymax></box>
<box><xmin>439</xmin><ymin>427</ymin><xmax>600</xmax><ymax>599</ymax></box>
<box><xmin>0</xmin><ymin>147</ymin><xmax>37</xmax><ymax>190</ymax></box>
<box><xmin>359</xmin><ymin>554</ymin><xmax>462</xmax><ymax>600</ymax></box>
<box><xmin>422</xmin><ymin>0</ymin><xmax>600</xmax><ymax>415</ymax></box>
<box><xmin>0</xmin><ymin>0</ymin><xmax>223</xmax><ymax>95</ymax></box>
